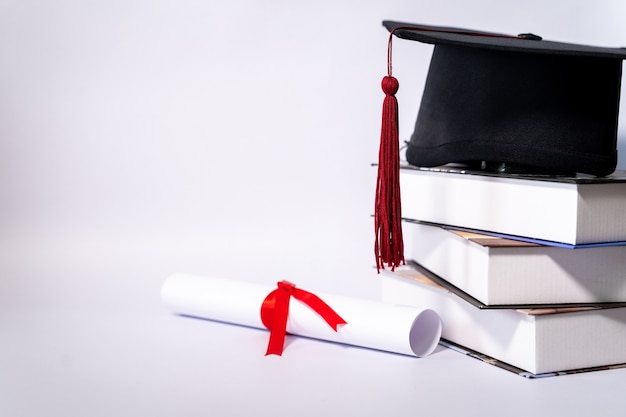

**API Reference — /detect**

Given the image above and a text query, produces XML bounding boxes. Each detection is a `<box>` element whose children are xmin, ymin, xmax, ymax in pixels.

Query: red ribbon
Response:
<box><xmin>260</xmin><ymin>280</ymin><xmax>347</xmax><ymax>356</ymax></box>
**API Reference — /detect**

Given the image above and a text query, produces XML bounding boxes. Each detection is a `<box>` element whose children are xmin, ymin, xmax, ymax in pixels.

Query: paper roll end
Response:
<box><xmin>408</xmin><ymin>309</ymin><xmax>442</xmax><ymax>357</ymax></box>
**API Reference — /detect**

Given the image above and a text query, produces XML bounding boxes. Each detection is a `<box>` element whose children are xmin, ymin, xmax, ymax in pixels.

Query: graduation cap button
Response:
<box><xmin>518</xmin><ymin>33</ymin><xmax>542</xmax><ymax>41</ymax></box>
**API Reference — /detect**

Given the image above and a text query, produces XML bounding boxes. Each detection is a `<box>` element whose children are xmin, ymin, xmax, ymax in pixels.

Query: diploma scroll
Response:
<box><xmin>161</xmin><ymin>274</ymin><xmax>442</xmax><ymax>357</ymax></box>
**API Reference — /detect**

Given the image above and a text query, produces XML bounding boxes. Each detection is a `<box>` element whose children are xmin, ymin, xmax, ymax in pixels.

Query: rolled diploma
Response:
<box><xmin>161</xmin><ymin>273</ymin><xmax>442</xmax><ymax>357</ymax></box>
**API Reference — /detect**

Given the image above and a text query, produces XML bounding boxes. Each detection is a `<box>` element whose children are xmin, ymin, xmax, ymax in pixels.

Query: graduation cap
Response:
<box><xmin>374</xmin><ymin>21</ymin><xmax>626</xmax><ymax>271</ymax></box>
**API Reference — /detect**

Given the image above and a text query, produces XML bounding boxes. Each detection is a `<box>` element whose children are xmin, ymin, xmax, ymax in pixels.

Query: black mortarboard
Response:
<box><xmin>374</xmin><ymin>21</ymin><xmax>626</xmax><ymax>271</ymax></box>
<box><xmin>384</xmin><ymin>20</ymin><xmax>626</xmax><ymax>176</ymax></box>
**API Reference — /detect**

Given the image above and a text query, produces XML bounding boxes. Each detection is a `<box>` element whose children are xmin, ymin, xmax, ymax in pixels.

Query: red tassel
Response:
<box><xmin>374</xmin><ymin>25</ymin><xmax>526</xmax><ymax>271</ymax></box>
<box><xmin>375</xmin><ymin>32</ymin><xmax>405</xmax><ymax>272</ymax></box>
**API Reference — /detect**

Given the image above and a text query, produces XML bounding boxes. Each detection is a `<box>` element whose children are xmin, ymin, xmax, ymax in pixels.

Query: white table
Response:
<box><xmin>2</xmin><ymin>243</ymin><xmax>626</xmax><ymax>417</ymax></box>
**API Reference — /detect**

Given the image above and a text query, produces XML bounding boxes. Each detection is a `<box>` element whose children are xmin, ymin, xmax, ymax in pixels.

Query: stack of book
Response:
<box><xmin>381</xmin><ymin>164</ymin><xmax>626</xmax><ymax>378</ymax></box>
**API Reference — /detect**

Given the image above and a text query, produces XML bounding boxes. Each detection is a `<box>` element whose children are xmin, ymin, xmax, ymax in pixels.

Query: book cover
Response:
<box><xmin>439</xmin><ymin>339</ymin><xmax>626</xmax><ymax>378</ymax></box>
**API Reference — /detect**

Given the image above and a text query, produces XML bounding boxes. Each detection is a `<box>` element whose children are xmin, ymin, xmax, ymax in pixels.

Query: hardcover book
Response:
<box><xmin>399</xmin><ymin>165</ymin><xmax>626</xmax><ymax>245</ymax></box>
<box><xmin>403</xmin><ymin>220</ymin><xmax>626</xmax><ymax>306</ymax></box>
<box><xmin>381</xmin><ymin>263</ymin><xmax>626</xmax><ymax>376</ymax></box>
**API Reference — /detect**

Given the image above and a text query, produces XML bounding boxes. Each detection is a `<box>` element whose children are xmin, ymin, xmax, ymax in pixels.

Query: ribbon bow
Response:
<box><xmin>260</xmin><ymin>280</ymin><xmax>347</xmax><ymax>356</ymax></box>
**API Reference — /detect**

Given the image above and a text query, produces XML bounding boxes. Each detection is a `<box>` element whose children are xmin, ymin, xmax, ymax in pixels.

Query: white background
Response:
<box><xmin>2</xmin><ymin>1</ymin><xmax>626</xmax><ymax>416</ymax></box>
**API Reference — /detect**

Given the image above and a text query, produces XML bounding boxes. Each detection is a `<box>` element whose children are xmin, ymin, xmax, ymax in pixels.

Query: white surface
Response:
<box><xmin>3</xmin><ymin>250</ymin><xmax>626</xmax><ymax>417</ymax></box>
<box><xmin>2</xmin><ymin>1</ymin><xmax>626</xmax><ymax>416</ymax></box>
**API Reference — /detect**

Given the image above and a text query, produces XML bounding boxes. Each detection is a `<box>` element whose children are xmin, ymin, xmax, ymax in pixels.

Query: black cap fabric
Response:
<box><xmin>384</xmin><ymin>20</ymin><xmax>626</xmax><ymax>176</ymax></box>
